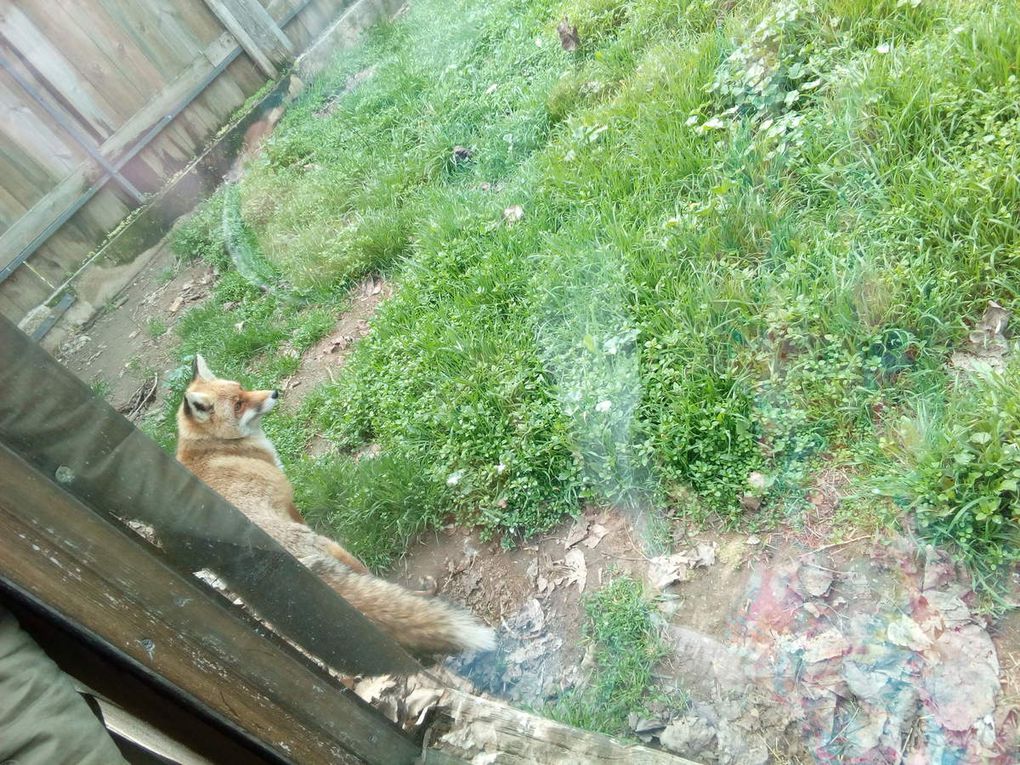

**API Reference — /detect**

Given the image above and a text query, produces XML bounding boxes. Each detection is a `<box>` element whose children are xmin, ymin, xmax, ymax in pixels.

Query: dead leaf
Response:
<box><xmin>689</xmin><ymin>541</ymin><xmax>717</xmax><ymax>567</ymax></box>
<box><xmin>506</xmin><ymin>598</ymin><xmax>545</xmax><ymax>636</ymax></box>
<box><xmin>844</xmin><ymin>710</ymin><xmax>887</xmax><ymax>752</ymax></box>
<box><xmin>802</xmin><ymin>628</ymin><xmax>849</xmax><ymax>663</ymax></box>
<box><xmin>564</xmin><ymin>517</ymin><xmax>591</xmax><ymax>549</ymax></box>
<box><xmin>563</xmin><ymin>548</ymin><xmax>587</xmax><ymax>592</ymax></box>
<box><xmin>648</xmin><ymin>543</ymin><xmax>716</xmax><ymax>591</ymax></box>
<box><xmin>169</xmin><ymin>296</ymin><xmax>184</xmax><ymax>313</ymax></box>
<box><xmin>921</xmin><ymin>589</ymin><xmax>971</xmax><ymax>628</ymax></box>
<box><xmin>660</xmin><ymin>717</ymin><xmax>717</xmax><ymax>759</ymax></box>
<box><xmin>506</xmin><ymin>633</ymin><xmax>562</xmax><ymax>666</ymax></box>
<box><xmin>798</xmin><ymin>564</ymin><xmax>834</xmax><ymax>598</ymax></box>
<box><xmin>582</xmin><ymin>523</ymin><xmax>609</xmax><ymax>549</ymax></box>
<box><xmin>354</xmin><ymin>674</ymin><xmax>398</xmax><ymax>704</ymax></box>
<box><xmin>844</xmin><ymin>662</ymin><xmax>890</xmax><ymax>703</ymax></box>
<box><xmin>503</xmin><ymin>205</ymin><xmax>524</xmax><ymax>225</ymax></box>
<box><xmin>886</xmin><ymin>614</ymin><xmax>932</xmax><ymax>652</ymax></box>
<box><xmin>927</xmin><ymin>625</ymin><xmax>999</xmax><ymax>732</ymax></box>
<box><xmin>648</xmin><ymin>554</ymin><xmax>691</xmax><ymax>590</ymax></box>
<box><xmin>452</xmin><ymin>145</ymin><xmax>473</xmax><ymax>163</ymax></box>
<box><xmin>405</xmin><ymin>687</ymin><xmax>443</xmax><ymax>727</ymax></box>
<box><xmin>557</xmin><ymin>16</ymin><xmax>579</xmax><ymax>51</ymax></box>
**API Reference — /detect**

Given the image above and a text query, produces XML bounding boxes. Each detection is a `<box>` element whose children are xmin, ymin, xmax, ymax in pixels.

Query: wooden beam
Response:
<box><xmin>429</xmin><ymin>689</ymin><xmax>700</xmax><ymax>765</ymax></box>
<box><xmin>0</xmin><ymin>445</ymin><xmax>419</xmax><ymax>765</ymax></box>
<box><xmin>0</xmin><ymin>317</ymin><xmax>422</xmax><ymax>679</ymax></box>
<box><xmin>202</xmin><ymin>0</ymin><xmax>293</xmax><ymax>78</ymax></box>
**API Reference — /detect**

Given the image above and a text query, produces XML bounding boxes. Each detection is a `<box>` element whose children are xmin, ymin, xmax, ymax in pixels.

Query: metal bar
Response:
<box><xmin>0</xmin><ymin>49</ymin><xmax>146</xmax><ymax>204</ymax></box>
<box><xmin>0</xmin><ymin>0</ymin><xmax>314</xmax><ymax>287</ymax></box>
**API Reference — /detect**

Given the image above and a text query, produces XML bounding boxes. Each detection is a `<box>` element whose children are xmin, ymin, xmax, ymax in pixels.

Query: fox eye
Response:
<box><xmin>234</xmin><ymin>400</ymin><xmax>244</xmax><ymax>413</ymax></box>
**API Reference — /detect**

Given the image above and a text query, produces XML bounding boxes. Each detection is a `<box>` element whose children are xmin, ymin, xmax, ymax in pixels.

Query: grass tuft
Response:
<box><xmin>545</xmin><ymin>575</ymin><xmax>675</xmax><ymax>736</ymax></box>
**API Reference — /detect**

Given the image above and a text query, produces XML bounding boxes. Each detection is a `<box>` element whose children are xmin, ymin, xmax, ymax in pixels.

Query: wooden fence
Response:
<box><xmin>0</xmin><ymin>0</ymin><xmax>357</xmax><ymax>323</ymax></box>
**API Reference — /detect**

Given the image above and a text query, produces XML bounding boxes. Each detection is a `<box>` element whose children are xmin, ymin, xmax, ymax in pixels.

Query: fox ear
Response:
<box><xmin>184</xmin><ymin>390</ymin><xmax>214</xmax><ymax>420</ymax></box>
<box><xmin>192</xmin><ymin>354</ymin><xmax>215</xmax><ymax>381</ymax></box>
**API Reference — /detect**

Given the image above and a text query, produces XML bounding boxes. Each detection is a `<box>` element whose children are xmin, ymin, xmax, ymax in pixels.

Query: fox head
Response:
<box><xmin>177</xmin><ymin>354</ymin><xmax>278</xmax><ymax>440</ymax></box>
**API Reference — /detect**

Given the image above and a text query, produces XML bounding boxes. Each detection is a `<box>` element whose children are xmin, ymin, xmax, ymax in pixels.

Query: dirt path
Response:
<box><xmin>281</xmin><ymin>275</ymin><xmax>392</xmax><ymax>412</ymax></box>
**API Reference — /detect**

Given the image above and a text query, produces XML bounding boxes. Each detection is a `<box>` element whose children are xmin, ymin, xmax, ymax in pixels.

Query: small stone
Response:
<box><xmin>740</xmin><ymin>494</ymin><xmax>762</xmax><ymax>512</ymax></box>
<box><xmin>798</xmin><ymin>565</ymin><xmax>834</xmax><ymax>598</ymax></box>
<box><xmin>660</xmin><ymin>716</ymin><xmax>717</xmax><ymax>759</ymax></box>
<box><xmin>747</xmin><ymin>471</ymin><xmax>769</xmax><ymax>492</ymax></box>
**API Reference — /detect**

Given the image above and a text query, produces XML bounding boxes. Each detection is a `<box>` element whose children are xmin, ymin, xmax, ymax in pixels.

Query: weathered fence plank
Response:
<box><xmin>0</xmin><ymin>5</ymin><xmax>121</xmax><ymax>136</ymax></box>
<box><xmin>202</xmin><ymin>0</ymin><xmax>292</xmax><ymax>77</ymax></box>
<box><xmin>0</xmin><ymin>0</ymin><xmax>371</xmax><ymax>324</ymax></box>
<box><xmin>431</xmin><ymin>689</ymin><xmax>700</xmax><ymax>765</ymax></box>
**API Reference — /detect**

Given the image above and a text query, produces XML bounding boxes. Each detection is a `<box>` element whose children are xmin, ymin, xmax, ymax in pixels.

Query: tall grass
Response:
<box><xmin>164</xmin><ymin>0</ymin><xmax>1020</xmax><ymax>576</ymax></box>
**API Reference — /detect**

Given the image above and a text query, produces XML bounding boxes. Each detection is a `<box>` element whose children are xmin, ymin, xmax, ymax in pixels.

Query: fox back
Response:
<box><xmin>174</xmin><ymin>354</ymin><xmax>496</xmax><ymax>655</ymax></box>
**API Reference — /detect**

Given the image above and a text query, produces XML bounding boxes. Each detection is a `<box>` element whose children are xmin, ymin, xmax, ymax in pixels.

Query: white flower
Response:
<box><xmin>876</xmin><ymin>43</ymin><xmax>891</xmax><ymax>54</ymax></box>
<box><xmin>496</xmin><ymin>463</ymin><xmax>507</xmax><ymax>474</ymax></box>
<box><xmin>595</xmin><ymin>400</ymin><xmax>613</xmax><ymax>413</ymax></box>
<box><xmin>446</xmin><ymin>470</ymin><xmax>464</xmax><ymax>486</ymax></box>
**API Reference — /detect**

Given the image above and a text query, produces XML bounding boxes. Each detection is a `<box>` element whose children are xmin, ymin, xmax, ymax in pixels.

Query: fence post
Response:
<box><xmin>202</xmin><ymin>0</ymin><xmax>294</xmax><ymax>78</ymax></box>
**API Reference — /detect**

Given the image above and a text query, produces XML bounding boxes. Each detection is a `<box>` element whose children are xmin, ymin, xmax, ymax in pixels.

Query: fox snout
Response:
<box><xmin>239</xmin><ymin>388</ymin><xmax>278</xmax><ymax>427</ymax></box>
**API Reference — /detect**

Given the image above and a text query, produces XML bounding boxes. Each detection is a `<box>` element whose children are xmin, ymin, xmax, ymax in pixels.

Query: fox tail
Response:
<box><xmin>312</xmin><ymin>558</ymin><xmax>496</xmax><ymax>655</ymax></box>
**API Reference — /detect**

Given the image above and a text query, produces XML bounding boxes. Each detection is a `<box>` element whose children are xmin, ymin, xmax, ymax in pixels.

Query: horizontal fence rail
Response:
<box><xmin>0</xmin><ymin>0</ymin><xmax>353</xmax><ymax>322</ymax></box>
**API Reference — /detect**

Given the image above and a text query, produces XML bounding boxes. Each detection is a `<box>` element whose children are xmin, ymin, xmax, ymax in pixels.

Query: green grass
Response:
<box><xmin>90</xmin><ymin>377</ymin><xmax>111</xmax><ymax>401</ymax></box>
<box><xmin>146</xmin><ymin>317</ymin><xmax>167</xmax><ymax>338</ymax></box>
<box><xmin>877</xmin><ymin>360</ymin><xmax>1020</xmax><ymax>603</ymax></box>
<box><xmin>159</xmin><ymin>0</ymin><xmax>1020</xmax><ymax>586</ymax></box>
<box><xmin>545</xmin><ymin>575</ymin><xmax>674</xmax><ymax>735</ymax></box>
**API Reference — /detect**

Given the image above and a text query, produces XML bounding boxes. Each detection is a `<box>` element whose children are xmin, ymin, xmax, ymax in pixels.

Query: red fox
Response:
<box><xmin>176</xmin><ymin>355</ymin><xmax>495</xmax><ymax>655</ymax></box>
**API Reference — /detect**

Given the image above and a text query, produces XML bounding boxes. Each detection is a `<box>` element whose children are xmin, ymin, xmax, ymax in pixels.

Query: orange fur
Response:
<box><xmin>175</xmin><ymin>355</ymin><xmax>494</xmax><ymax>655</ymax></box>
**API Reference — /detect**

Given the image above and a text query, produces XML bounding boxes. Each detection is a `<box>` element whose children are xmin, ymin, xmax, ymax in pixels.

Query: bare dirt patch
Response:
<box><xmin>281</xmin><ymin>275</ymin><xmax>392</xmax><ymax>411</ymax></box>
<box><xmin>397</xmin><ymin>508</ymin><xmax>1020</xmax><ymax>763</ymax></box>
<box><xmin>55</xmin><ymin>241</ymin><xmax>215</xmax><ymax>418</ymax></box>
